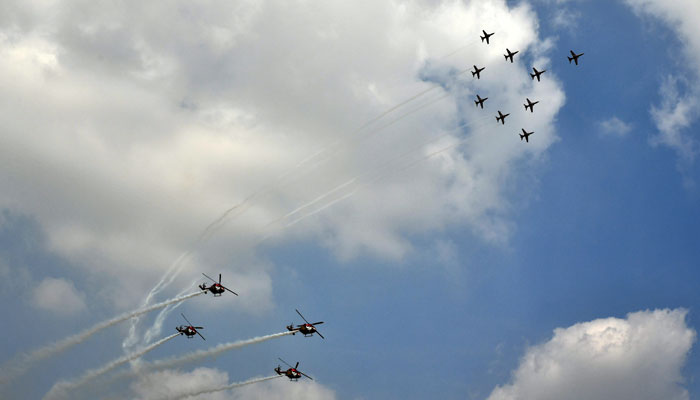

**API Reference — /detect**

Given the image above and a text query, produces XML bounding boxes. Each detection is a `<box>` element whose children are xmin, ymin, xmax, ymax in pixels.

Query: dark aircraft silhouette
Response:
<box><xmin>504</xmin><ymin>48</ymin><xmax>519</xmax><ymax>63</ymax></box>
<box><xmin>496</xmin><ymin>111</ymin><xmax>510</xmax><ymax>125</ymax></box>
<box><xmin>199</xmin><ymin>273</ymin><xmax>238</xmax><ymax>297</ymax></box>
<box><xmin>520</xmin><ymin>129</ymin><xmax>534</xmax><ymax>143</ymax></box>
<box><xmin>275</xmin><ymin>358</ymin><xmax>313</xmax><ymax>381</ymax></box>
<box><xmin>474</xmin><ymin>94</ymin><xmax>488</xmax><ymax>109</ymax></box>
<box><xmin>176</xmin><ymin>313</ymin><xmax>205</xmax><ymax>340</ymax></box>
<box><xmin>530</xmin><ymin>67</ymin><xmax>546</xmax><ymax>82</ymax></box>
<box><xmin>524</xmin><ymin>98</ymin><xmax>539</xmax><ymax>113</ymax></box>
<box><xmin>286</xmin><ymin>309</ymin><xmax>325</xmax><ymax>339</ymax></box>
<box><xmin>480</xmin><ymin>30</ymin><xmax>495</xmax><ymax>44</ymax></box>
<box><xmin>568</xmin><ymin>50</ymin><xmax>584</xmax><ymax>65</ymax></box>
<box><xmin>472</xmin><ymin>65</ymin><xmax>485</xmax><ymax>79</ymax></box>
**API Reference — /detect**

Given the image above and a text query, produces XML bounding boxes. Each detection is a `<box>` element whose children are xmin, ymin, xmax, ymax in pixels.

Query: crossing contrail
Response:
<box><xmin>44</xmin><ymin>333</ymin><xmax>180</xmax><ymax>400</ymax></box>
<box><xmin>168</xmin><ymin>375</ymin><xmax>282</xmax><ymax>400</ymax></box>
<box><xmin>0</xmin><ymin>292</ymin><xmax>203</xmax><ymax>385</ymax></box>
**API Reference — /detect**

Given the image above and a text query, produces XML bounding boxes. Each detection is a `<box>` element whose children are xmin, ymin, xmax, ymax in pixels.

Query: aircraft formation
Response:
<box><xmin>475</xmin><ymin>29</ymin><xmax>584</xmax><ymax>144</ymax></box>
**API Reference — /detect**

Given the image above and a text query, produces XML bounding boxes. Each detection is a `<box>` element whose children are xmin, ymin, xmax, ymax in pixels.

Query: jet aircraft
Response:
<box><xmin>176</xmin><ymin>313</ymin><xmax>205</xmax><ymax>340</ymax></box>
<box><xmin>275</xmin><ymin>358</ymin><xmax>313</xmax><ymax>381</ymax></box>
<box><xmin>520</xmin><ymin>129</ymin><xmax>534</xmax><ymax>143</ymax></box>
<box><xmin>199</xmin><ymin>273</ymin><xmax>238</xmax><ymax>297</ymax></box>
<box><xmin>524</xmin><ymin>98</ymin><xmax>539</xmax><ymax>113</ymax></box>
<box><xmin>480</xmin><ymin>30</ymin><xmax>495</xmax><ymax>44</ymax></box>
<box><xmin>287</xmin><ymin>309</ymin><xmax>325</xmax><ymax>339</ymax></box>
<box><xmin>474</xmin><ymin>94</ymin><xmax>488</xmax><ymax>109</ymax></box>
<box><xmin>530</xmin><ymin>67</ymin><xmax>546</xmax><ymax>82</ymax></box>
<box><xmin>504</xmin><ymin>48</ymin><xmax>519</xmax><ymax>63</ymax></box>
<box><xmin>568</xmin><ymin>50</ymin><xmax>584</xmax><ymax>65</ymax></box>
<box><xmin>496</xmin><ymin>111</ymin><xmax>510</xmax><ymax>125</ymax></box>
<box><xmin>472</xmin><ymin>65</ymin><xmax>485</xmax><ymax>79</ymax></box>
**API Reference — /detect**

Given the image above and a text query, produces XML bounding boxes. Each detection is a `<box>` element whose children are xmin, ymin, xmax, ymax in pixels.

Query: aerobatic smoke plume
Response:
<box><xmin>0</xmin><ymin>292</ymin><xmax>203</xmax><ymax>384</ymax></box>
<box><xmin>170</xmin><ymin>375</ymin><xmax>282</xmax><ymax>400</ymax></box>
<box><xmin>122</xmin><ymin>332</ymin><xmax>295</xmax><ymax>379</ymax></box>
<box><xmin>44</xmin><ymin>333</ymin><xmax>180</xmax><ymax>400</ymax></box>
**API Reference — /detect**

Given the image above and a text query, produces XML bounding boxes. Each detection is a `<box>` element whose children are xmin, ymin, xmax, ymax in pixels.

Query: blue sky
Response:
<box><xmin>1</xmin><ymin>1</ymin><xmax>700</xmax><ymax>399</ymax></box>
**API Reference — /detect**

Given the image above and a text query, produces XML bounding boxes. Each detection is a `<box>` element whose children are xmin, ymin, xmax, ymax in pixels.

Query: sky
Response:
<box><xmin>1</xmin><ymin>0</ymin><xmax>700</xmax><ymax>399</ymax></box>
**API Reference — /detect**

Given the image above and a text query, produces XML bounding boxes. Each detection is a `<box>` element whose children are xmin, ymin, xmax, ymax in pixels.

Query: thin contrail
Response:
<box><xmin>167</xmin><ymin>375</ymin><xmax>282</xmax><ymax>400</ymax></box>
<box><xmin>0</xmin><ymin>292</ymin><xmax>203</xmax><ymax>384</ymax></box>
<box><xmin>44</xmin><ymin>333</ymin><xmax>180</xmax><ymax>400</ymax></box>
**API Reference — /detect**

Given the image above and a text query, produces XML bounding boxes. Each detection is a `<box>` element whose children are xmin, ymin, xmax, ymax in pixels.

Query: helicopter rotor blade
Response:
<box><xmin>295</xmin><ymin>309</ymin><xmax>311</xmax><ymax>325</ymax></box>
<box><xmin>181</xmin><ymin>313</ymin><xmax>194</xmax><ymax>326</ymax></box>
<box><xmin>202</xmin><ymin>273</ymin><xmax>218</xmax><ymax>283</ymax></box>
<box><xmin>300</xmin><ymin>371</ymin><xmax>314</xmax><ymax>380</ymax></box>
<box><xmin>315</xmin><ymin>329</ymin><xmax>325</xmax><ymax>339</ymax></box>
<box><xmin>295</xmin><ymin>362</ymin><xmax>299</xmax><ymax>369</ymax></box>
<box><xmin>196</xmin><ymin>330</ymin><xmax>206</xmax><ymax>341</ymax></box>
<box><xmin>278</xmin><ymin>358</ymin><xmax>293</xmax><ymax>368</ymax></box>
<box><xmin>194</xmin><ymin>326</ymin><xmax>204</xmax><ymax>329</ymax></box>
<box><xmin>219</xmin><ymin>273</ymin><xmax>222</xmax><ymax>284</ymax></box>
<box><xmin>310</xmin><ymin>321</ymin><xmax>324</xmax><ymax>325</ymax></box>
<box><xmin>221</xmin><ymin>284</ymin><xmax>239</xmax><ymax>296</ymax></box>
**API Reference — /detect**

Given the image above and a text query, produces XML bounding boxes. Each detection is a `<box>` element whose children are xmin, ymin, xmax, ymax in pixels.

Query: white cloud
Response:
<box><xmin>624</xmin><ymin>0</ymin><xmax>700</xmax><ymax>164</ymax></box>
<box><xmin>0</xmin><ymin>0</ymin><xmax>565</xmax><ymax>311</ymax></box>
<box><xmin>32</xmin><ymin>277</ymin><xmax>87</xmax><ymax>315</ymax></box>
<box><xmin>487</xmin><ymin>309</ymin><xmax>696</xmax><ymax>400</ymax></box>
<box><xmin>599</xmin><ymin>116</ymin><xmax>633</xmax><ymax>137</ymax></box>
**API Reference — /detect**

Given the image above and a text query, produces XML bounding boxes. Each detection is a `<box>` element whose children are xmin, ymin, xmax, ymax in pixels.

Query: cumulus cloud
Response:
<box><xmin>0</xmin><ymin>0</ymin><xmax>565</xmax><ymax>312</ymax></box>
<box><xmin>487</xmin><ymin>309</ymin><xmax>696</xmax><ymax>400</ymax></box>
<box><xmin>599</xmin><ymin>116</ymin><xmax>633</xmax><ymax>137</ymax></box>
<box><xmin>32</xmin><ymin>277</ymin><xmax>87</xmax><ymax>315</ymax></box>
<box><xmin>624</xmin><ymin>0</ymin><xmax>700</xmax><ymax>164</ymax></box>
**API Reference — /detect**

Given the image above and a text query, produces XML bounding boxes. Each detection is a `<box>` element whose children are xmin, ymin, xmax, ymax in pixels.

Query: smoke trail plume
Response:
<box><xmin>169</xmin><ymin>375</ymin><xmax>282</xmax><ymax>400</ymax></box>
<box><xmin>45</xmin><ymin>333</ymin><xmax>180</xmax><ymax>400</ymax></box>
<box><xmin>121</xmin><ymin>332</ymin><xmax>294</xmax><ymax>379</ymax></box>
<box><xmin>0</xmin><ymin>292</ymin><xmax>203</xmax><ymax>384</ymax></box>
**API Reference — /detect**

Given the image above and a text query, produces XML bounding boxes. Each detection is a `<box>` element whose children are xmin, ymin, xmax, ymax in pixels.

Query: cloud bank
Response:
<box><xmin>487</xmin><ymin>309</ymin><xmax>696</xmax><ymax>400</ymax></box>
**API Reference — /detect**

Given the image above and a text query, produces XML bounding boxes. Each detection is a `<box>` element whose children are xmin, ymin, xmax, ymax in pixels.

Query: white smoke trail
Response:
<box><xmin>167</xmin><ymin>375</ymin><xmax>282</xmax><ymax>400</ymax></box>
<box><xmin>119</xmin><ymin>332</ymin><xmax>295</xmax><ymax>381</ymax></box>
<box><xmin>44</xmin><ymin>333</ymin><xmax>180</xmax><ymax>400</ymax></box>
<box><xmin>0</xmin><ymin>292</ymin><xmax>203</xmax><ymax>385</ymax></box>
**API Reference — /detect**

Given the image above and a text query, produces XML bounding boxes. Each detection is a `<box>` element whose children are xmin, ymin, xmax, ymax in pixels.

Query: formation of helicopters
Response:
<box><xmin>177</xmin><ymin>273</ymin><xmax>323</xmax><ymax>381</ymax></box>
<box><xmin>473</xmin><ymin>29</ymin><xmax>584</xmax><ymax>143</ymax></box>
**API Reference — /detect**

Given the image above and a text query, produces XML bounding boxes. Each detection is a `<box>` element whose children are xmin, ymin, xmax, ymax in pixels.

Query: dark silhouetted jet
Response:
<box><xmin>496</xmin><ymin>111</ymin><xmax>510</xmax><ymax>125</ymax></box>
<box><xmin>520</xmin><ymin>128</ymin><xmax>534</xmax><ymax>143</ymax></box>
<box><xmin>472</xmin><ymin>65</ymin><xmax>485</xmax><ymax>79</ymax></box>
<box><xmin>530</xmin><ymin>67</ymin><xmax>546</xmax><ymax>82</ymax></box>
<box><xmin>524</xmin><ymin>98</ymin><xmax>539</xmax><ymax>113</ymax></box>
<box><xmin>474</xmin><ymin>94</ymin><xmax>488</xmax><ymax>109</ymax></box>
<box><xmin>480</xmin><ymin>30</ymin><xmax>495</xmax><ymax>44</ymax></box>
<box><xmin>568</xmin><ymin>50</ymin><xmax>584</xmax><ymax>65</ymax></box>
<box><xmin>504</xmin><ymin>48</ymin><xmax>519</xmax><ymax>63</ymax></box>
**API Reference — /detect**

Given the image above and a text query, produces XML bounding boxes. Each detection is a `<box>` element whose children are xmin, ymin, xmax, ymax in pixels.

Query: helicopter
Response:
<box><xmin>286</xmin><ymin>309</ymin><xmax>325</xmax><ymax>339</ymax></box>
<box><xmin>275</xmin><ymin>358</ymin><xmax>313</xmax><ymax>381</ymax></box>
<box><xmin>175</xmin><ymin>313</ymin><xmax>205</xmax><ymax>340</ymax></box>
<box><xmin>199</xmin><ymin>273</ymin><xmax>238</xmax><ymax>297</ymax></box>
